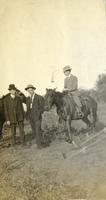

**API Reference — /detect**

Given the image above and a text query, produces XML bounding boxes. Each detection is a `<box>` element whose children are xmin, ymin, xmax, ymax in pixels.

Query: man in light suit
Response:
<box><xmin>63</xmin><ymin>65</ymin><xmax>83</xmax><ymax>117</ymax></box>
<box><xmin>25</xmin><ymin>84</ymin><xmax>45</xmax><ymax>148</ymax></box>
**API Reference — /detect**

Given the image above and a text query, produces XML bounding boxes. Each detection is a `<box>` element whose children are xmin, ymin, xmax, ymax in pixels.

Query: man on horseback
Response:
<box><xmin>63</xmin><ymin>65</ymin><xmax>83</xmax><ymax>118</ymax></box>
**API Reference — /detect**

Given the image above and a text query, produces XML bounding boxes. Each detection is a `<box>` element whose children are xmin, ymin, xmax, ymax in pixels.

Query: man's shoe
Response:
<box><xmin>0</xmin><ymin>134</ymin><xmax>3</xmax><ymax>140</ymax></box>
<box><xmin>42</xmin><ymin>142</ymin><xmax>50</xmax><ymax>147</ymax></box>
<box><xmin>37</xmin><ymin>144</ymin><xmax>43</xmax><ymax>149</ymax></box>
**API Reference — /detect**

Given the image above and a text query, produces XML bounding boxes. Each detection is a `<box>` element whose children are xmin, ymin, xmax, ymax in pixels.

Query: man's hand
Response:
<box><xmin>7</xmin><ymin>121</ymin><xmax>10</xmax><ymax>126</ymax></box>
<box><xmin>63</xmin><ymin>90</ymin><xmax>68</xmax><ymax>95</ymax></box>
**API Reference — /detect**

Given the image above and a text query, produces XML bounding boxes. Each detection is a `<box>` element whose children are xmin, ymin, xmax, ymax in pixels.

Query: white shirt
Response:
<box><xmin>29</xmin><ymin>93</ymin><xmax>35</xmax><ymax>108</ymax></box>
<box><xmin>10</xmin><ymin>94</ymin><xmax>15</xmax><ymax>99</ymax></box>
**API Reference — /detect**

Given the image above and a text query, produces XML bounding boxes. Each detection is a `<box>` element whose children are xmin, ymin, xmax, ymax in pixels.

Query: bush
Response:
<box><xmin>96</xmin><ymin>73</ymin><xmax>106</xmax><ymax>102</ymax></box>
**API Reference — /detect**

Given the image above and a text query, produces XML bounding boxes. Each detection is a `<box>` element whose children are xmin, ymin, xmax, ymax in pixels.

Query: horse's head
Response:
<box><xmin>44</xmin><ymin>88</ymin><xmax>56</xmax><ymax>111</ymax></box>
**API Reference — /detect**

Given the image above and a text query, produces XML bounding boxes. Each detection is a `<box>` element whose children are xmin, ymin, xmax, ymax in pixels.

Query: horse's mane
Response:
<box><xmin>53</xmin><ymin>90</ymin><xmax>75</xmax><ymax>119</ymax></box>
<box><xmin>46</xmin><ymin>89</ymin><xmax>75</xmax><ymax>115</ymax></box>
<box><xmin>53</xmin><ymin>91</ymin><xmax>64</xmax><ymax>111</ymax></box>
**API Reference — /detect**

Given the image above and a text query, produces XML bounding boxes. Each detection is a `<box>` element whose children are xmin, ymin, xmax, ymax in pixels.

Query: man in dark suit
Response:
<box><xmin>25</xmin><ymin>84</ymin><xmax>44</xmax><ymax>148</ymax></box>
<box><xmin>4</xmin><ymin>84</ymin><xmax>25</xmax><ymax>146</ymax></box>
<box><xmin>0</xmin><ymin>95</ymin><xmax>5</xmax><ymax>138</ymax></box>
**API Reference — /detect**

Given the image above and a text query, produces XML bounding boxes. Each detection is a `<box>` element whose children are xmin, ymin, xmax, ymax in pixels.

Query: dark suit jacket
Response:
<box><xmin>4</xmin><ymin>94</ymin><xmax>24</xmax><ymax>123</ymax></box>
<box><xmin>0</xmin><ymin>97</ymin><xmax>5</xmax><ymax>122</ymax></box>
<box><xmin>26</xmin><ymin>93</ymin><xmax>44</xmax><ymax>121</ymax></box>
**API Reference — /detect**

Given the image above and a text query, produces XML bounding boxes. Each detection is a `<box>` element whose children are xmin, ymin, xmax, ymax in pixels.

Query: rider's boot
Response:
<box><xmin>76</xmin><ymin>107</ymin><xmax>84</xmax><ymax>118</ymax></box>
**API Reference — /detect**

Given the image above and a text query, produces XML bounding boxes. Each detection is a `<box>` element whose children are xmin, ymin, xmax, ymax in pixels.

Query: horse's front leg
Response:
<box><xmin>65</xmin><ymin>115</ymin><xmax>73</xmax><ymax>143</ymax></box>
<box><xmin>65</xmin><ymin>116</ymin><xmax>78</xmax><ymax>148</ymax></box>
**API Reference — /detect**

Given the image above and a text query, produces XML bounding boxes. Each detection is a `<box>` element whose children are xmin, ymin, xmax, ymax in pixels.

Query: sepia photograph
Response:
<box><xmin>0</xmin><ymin>0</ymin><xmax>106</xmax><ymax>199</ymax></box>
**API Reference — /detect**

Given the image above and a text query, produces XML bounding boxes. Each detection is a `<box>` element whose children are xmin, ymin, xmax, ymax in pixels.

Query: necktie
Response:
<box><xmin>30</xmin><ymin>95</ymin><xmax>33</xmax><ymax>108</ymax></box>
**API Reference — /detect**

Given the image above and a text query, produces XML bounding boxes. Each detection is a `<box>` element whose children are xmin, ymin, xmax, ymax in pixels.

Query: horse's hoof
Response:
<box><xmin>72</xmin><ymin>141</ymin><xmax>78</xmax><ymax>148</ymax></box>
<box><xmin>68</xmin><ymin>140</ymin><xmax>73</xmax><ymax>144</ymax></box>
<box><xmin>65</xmin><ymin>138</ymin><xmax>72</xmax><ymax>143</ymax></box>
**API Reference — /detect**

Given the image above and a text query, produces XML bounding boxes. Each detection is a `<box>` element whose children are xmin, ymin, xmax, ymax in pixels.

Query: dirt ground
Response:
<box><xmin>0</xmin><ymin>103</ymin><xmax>106</xmax><ymax>200</ymax></box>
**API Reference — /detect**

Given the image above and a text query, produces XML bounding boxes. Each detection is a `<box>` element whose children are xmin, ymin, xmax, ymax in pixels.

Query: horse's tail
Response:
<box><xmin>89</xmin><ymin>98</ymin><xmax>98</xmax><ymax>127</ymax></box>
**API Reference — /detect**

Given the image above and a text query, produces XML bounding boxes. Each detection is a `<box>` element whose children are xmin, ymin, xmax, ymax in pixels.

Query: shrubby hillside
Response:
<box><xmin>80</xmin><ymin>73</ymin><xmax>106</xmax><ymax>102</ymax></box>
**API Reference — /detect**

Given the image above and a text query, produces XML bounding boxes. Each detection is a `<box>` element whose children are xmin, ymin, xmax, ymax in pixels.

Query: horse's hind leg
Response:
<box><xmin>89</xmin><ymin>108</ymin><xmax>97</xmax><ymax>132</ymax></box>
<box><xmin>82</xmin><ymin>116</ymin><xmax>91</xmax><ymax>127</ymax></box>
<box><xmin>82</xmin><ymin>117</ymin><xmax>91</xmax><ymax>137</ymax></box>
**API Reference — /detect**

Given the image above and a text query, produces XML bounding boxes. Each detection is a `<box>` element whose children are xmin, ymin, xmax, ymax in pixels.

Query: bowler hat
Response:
<box><xmin>63</xmin><ymin>65</ymin><xmax>72</xmax><ymax>73</ymax></box>
<box><xmin>25</xmin><ymin>84</ymin><xmax>36</xmax><ymax>90</ymax></box>
<box><xmin>8</xmin><ymin>84</ymin><xmax>17</xmax><ymax>91</ymax></box>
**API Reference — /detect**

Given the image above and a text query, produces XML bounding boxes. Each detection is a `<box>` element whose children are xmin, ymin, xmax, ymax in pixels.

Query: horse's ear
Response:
<box><xmin>54</xmin><ymin>87</ymin><xmax>57</xmax><ymax>91</ymax></box>
<box><xmin>46</xmin><ymin>88</ymin><xmax>48</xmax><ymax>91</ymax></box>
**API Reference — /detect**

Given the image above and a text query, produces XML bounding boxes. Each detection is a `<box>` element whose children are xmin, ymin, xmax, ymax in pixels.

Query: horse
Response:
<box><xmin>44</xmin><ymin>88</ymin><xmax>97</xmax><ymax>145</ymax></box>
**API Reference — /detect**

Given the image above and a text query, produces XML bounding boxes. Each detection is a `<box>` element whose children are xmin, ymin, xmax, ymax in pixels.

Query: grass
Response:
<box><xmin>0</xmin><ymin>102</ymin><xmax>106</xmax><ymax>200</ymax></box>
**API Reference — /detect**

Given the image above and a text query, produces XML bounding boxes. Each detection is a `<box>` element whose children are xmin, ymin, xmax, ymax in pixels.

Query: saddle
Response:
<box><xmin>63</xmin><ymin>92</ymin><xmax>84</xmax><ymax>119</ymax></box>
<box><xmin>80</xmin><ymin>96</ymin><xmax>89</xmax><ymax>107</ymax></box>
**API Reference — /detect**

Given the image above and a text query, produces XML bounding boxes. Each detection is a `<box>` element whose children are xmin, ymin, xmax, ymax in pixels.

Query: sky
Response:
<box><xmin>0</xmin><ymin>0</ymin><xmax>106</xmax><ymax>95</ymax></box>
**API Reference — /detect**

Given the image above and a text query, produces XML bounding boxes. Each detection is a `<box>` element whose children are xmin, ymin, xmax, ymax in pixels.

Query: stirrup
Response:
<box><xmin>78</xmin><ymin>111</ymin><xmax>84</xmax><ymax>118</ymax></box>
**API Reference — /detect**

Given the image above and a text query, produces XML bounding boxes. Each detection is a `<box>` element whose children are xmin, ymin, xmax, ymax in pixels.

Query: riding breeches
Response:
<box><xmin>68</xmin><ymin>91</ymin><xmax>82</xmax><ymax>108</ymax></box>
